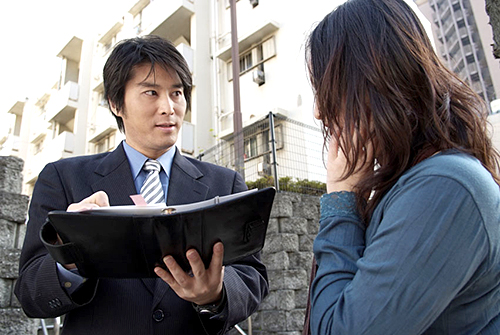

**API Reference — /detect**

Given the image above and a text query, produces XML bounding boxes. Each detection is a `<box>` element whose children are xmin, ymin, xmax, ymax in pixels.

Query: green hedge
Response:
<box><xmin>246</xmin><ymin>176</ymin><xmax>326</xmax><ymax>196</ymax></box>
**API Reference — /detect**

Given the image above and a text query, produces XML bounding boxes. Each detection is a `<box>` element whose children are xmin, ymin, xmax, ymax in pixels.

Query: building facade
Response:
<box><xmin>416</xmin><ymin>0</ymin><xmax>500</xmax><ymax>110</ymax></box>
<box><xmin>3</xmin><ymin>0</ymin><xmax>432</xmax><ymax>195</ymax></box>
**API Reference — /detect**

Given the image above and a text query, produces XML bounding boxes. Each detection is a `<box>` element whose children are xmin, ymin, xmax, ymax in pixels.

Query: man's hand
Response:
<box><xmin>58</xmin><ymin>191</ymin><xmax>110</xmax><ymax>270</ymax></box>
<box><xmin>154</xmin><ymin>242</ymin><xmax>225</xmax><ymax>306</ymax></box>
<box><xmin>67</xmin><ymin>191</ymin><xmax>110</xmax><ymax>212</ymax></box>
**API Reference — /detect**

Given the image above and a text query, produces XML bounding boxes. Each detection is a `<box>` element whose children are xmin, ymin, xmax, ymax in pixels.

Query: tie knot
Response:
<box><xmin>143</xmin><ymin>159</ymin><xmax>161</xmax><ymax>172</ymax></box>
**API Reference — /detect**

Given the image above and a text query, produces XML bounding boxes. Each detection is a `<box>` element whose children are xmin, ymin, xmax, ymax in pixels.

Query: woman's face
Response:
<box><xmin>314</xmin><ymin>103</ymin><xmax>321</xmax><ymax>120</ymax></box>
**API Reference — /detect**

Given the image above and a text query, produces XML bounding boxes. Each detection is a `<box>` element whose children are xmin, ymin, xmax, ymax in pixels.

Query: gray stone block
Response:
<box><xmin>286</xmin><ymin>309</ymin><xmax>306</xmax><ymax>332</ymax></box>
<box><xmin>0</xmin><ymin>157</ymin><xmax>24</xmax><ymax>172</ymax></box>
<box><xmin>263</xmin><ymin>291</ymin><xmax>295</xmax><ymax>312</ymax></box>
<box><xmin>294</xmin><ymin>289</ymin><xmax>309</xmax><ymax>309</ymax></box>
<box><xmin>298</xmin><ymin>234</ymin><xmax>315</xmax><ymax>252</ymax></box>
<box><xmin>0</xmin><ymin>192</ymin><xmax>29</xmax><ymax>223</ymax></box>
<box><xmin>275</xmin><ymin>290</ymin><xmax>295</xmax><ymax>310</ymax></box>
<box><xmin>292</xmin><ymin>200</ymin><xmax>319</xmax><ymax>221</ymax></box>
<box><xmin>253</xmin><ymin>310</ymin><xmax>287</xmax><ymax>332</ymax></box>
<box><xmin>0</xmin><ymin>248</ymin><xmax>21</xmax><ymax>278</ymax></box>
<box><xmin>283</xmin><ymin>269</ymin><xmax>308</xmax><ymax>290</ymax></box>
<box><xmin>0</xmin><ymin>157</ymin><xmax>24</xmax><ymax>194</ymax></box>
<box><xmin>16</xmin><ymin>222</ymin><xmax>26</xmax><ymax>249</ymax></box>
<box><xmin>0</xmin><ymin>219</ymin><xmax>16</xmax><ymax>248</ymax></box>
<box><xmin>307</xmin><ymin>219</ymin><xmax>319</xmax><ymax>234</ymax></box>
<box><xmin>267</xmin><ymin>270</ymin><xmax>286</xmax><ymax>290</ymax></box>
<box><xmin>267</xmin><ymin>218</ymin><xmax>279</xmax><ymax>234</ymax></box>
<box><xmin>11</xmin><ymin>279</ymin><xmax>21</xmax><ymax>308</ymax></box>
<box><xmin>277</xmin><ymin>332</ymin><xmax>302</xmax><ymax>335</ymax></box>
<box><xmin>268</xmin><ymin>269</ymin><xmax>307</xmax><ymax>291</ymax></box>
<box><xmin>261</xmin><ymin>251</ymin><xmax>289</xmax><ymax>270</ymax></box>
<box><xmin>263</xmin><ymin>234</ymin><xmax>299</xmax><ymax>253</ymax></box>
<box><xmin>279</xmin><ymin>193</ymin><xmax>301</xmax><ymax>203</ymax></box>
<box><xmin>0</xmin><ymin>278</ymin><xmax>13</xmax><ymax>307</ymax></box>
<box><xmin>288</xmin><ymin>251</ymin><xmax>313</xmax><ymax>270</ymax></box>
<box><xmin>270</xmin><ymin>198</ymin><xmax>293</xmax><ymax>218</ymax></box>
<box><xmin>279</xmin><ymin>217</ymin><xmax>308</xmax><ymax>234</ymax></box>
<box><xmin>259</xmin><ymin>290</ymin><xmax>278</xmax><ymax>310</ymax></box>
<box><xmin>251</xmin><ymin>331</ymin><xmax>276</xmax><ymax>335</ymax></box>
<box><xmin>0</xmin><ymin>308</ymin><xmax>38</xmax><ymax>335</ymax></box>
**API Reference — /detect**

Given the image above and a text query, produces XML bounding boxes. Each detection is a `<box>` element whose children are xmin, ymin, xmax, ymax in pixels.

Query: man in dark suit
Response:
<box><xmin>15</xmin><ymin>35</ymin><xmax>269</xmax><ymax>334</ymax></box>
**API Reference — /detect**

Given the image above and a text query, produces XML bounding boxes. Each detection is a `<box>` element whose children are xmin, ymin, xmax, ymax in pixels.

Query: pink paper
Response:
<box><xmin>130</xmin><ymin>194</ymin><xmax>148</xmax><ymax>206</ymax></box>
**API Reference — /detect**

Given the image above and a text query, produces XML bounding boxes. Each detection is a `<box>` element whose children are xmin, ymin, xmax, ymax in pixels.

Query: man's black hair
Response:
<box><xmin>103</xmin><ymin>35</ymin><xmax>192</xmax><ymax>132</ymax></box>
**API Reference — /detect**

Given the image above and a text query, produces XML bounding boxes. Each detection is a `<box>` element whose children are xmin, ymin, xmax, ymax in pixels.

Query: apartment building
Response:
<box><xmin>1</xmin><ymin>36</ymin><xmax>94</xmax><ymax>195</ymax></box>
<box><xmin>3</xmin><ymin>0</ymin><xmax>431</xmax><ymax>194</ymax></box>
<box><xmin>416</xmin><ymin>0</ymin><xmax>500</xmax><ymax>108</ymax></box>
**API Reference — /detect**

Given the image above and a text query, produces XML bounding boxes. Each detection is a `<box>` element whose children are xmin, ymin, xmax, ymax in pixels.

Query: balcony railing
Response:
<box><xmin>140</xmin><ymin>0</ymin><xmax>194</xmax><ymax>43</ymax></box>
<box><xmin>25</xmin><ymin>131</ymin><xmax>75</xmax><ymax>183</ymax></box>
<box><xmin>88</xmin><ymin>106</ymin><xmax>117</xmax><ymax>142</ymax></box>
<box><xmin>45</xmin><ymin>81</ymin><xmax>79</xmax><ymax>123</ymax></box>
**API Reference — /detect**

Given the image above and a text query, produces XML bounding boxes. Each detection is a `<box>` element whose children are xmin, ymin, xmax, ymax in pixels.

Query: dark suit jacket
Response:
<box><xmin>15</xmin><ymin>143</ymin><xmax>269</xmax><ymax>334</ymax></box>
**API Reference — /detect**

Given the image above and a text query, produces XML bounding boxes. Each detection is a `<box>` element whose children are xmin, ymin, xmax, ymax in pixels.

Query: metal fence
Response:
<box><xmin>198</xmin><ymin>112</ymin><xmax>327</xmax><ymax>195</ymax></box>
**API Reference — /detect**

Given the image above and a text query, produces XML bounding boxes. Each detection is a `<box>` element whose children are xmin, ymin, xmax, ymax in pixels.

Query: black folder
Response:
<box><xmin>41</xmin><ymin>187</ymin><xmax>275</xmax><ymax>278</ymax></box>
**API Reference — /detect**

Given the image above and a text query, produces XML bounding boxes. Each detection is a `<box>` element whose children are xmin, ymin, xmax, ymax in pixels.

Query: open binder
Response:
<box><xmin>41</xmin><ymin>187</ymin><xmax>275</xmax><ymax>278</ymax></box>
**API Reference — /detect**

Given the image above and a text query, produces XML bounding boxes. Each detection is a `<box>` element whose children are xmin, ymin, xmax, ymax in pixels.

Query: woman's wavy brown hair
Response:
<box><xmin>306</xmin><ymin>0</ymin><xmax>500</xmax><ymax>223</ymax></box>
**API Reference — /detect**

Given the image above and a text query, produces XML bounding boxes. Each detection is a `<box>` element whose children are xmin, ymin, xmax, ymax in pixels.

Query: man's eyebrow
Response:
<box><xmin>137</xmin><ymin>81</ymin><xmax>160</xmax><ymax>88</ymax></box>
<box><xmin>136</xmin><ymin>82</ymin><xmax>183</xmax><ymax>89</ymax></box>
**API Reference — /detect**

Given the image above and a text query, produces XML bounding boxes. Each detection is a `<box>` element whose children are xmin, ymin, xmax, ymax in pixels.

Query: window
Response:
<box><xmin>470</xmin><ymin>71</ymin><xmax>480</xmax><ymax>82</ymax></box>
<box><xmin>94</xmin><ymin>132</ymin><xmax>116</xmax><ymax>154</ymax></box>
<box><xmin>231</xmin><ymin>124</ymin><xmax>283</xmax><ymax>161</ymax></box>
<box><xmin>133</xmin><ymin>11</ymin><xmax>142</xmax><ymax>35</ymax></box>
<box><xmin>244</xmin><ymin>135</ymin><xmax>260</xmax><ymax>159</ymax></box>
<box><xmin>33</xmin><ymin>138</ymin><xmax>44</xmax><ymax>155</ymax></box>
<box><xmin>101</xmin><ymin>33</ymin><xmax>118</xmax><ymax>55</ymax></box>
<box><xmin>97</xmin><ymin>91</ymin><xmax>108</xmax><ymax>107</ymax></box>
<box><xmin>227</xmin><ymin>36</ymin><xmax>276</xmax><ymax>80</ymax></box>
<box><xmin>240</xmin><ymin>52</ymin><xmax>253</xmax><ymax>72</ymax></box>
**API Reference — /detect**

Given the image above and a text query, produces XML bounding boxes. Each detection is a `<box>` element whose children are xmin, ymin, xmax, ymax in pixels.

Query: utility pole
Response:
<box><xmin>229</xmin><ymin>0</ymin><xmax>245</xmax><ymax>178</ymax></box>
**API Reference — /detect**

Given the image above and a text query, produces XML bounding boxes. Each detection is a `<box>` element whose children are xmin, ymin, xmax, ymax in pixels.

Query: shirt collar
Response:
<box><xmin>122</xmin><ymin>140</ymin><xmax>176</xmax><ymax>180</ymax></box>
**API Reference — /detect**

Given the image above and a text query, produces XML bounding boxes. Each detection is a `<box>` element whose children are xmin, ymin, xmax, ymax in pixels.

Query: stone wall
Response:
<box><xmin>0</xmin><ymin>159</ymin><xmax>319</xmax><ymax>334</ymax></box>
<box><xmin>231</xmin><ymin>192</ymin><xmax>319</xmax><ymax>335</ymax></box>
<box><xmin>0</xmin><ymin>156</ymin><xmax>37</xmax><ymax>334</ymax></box>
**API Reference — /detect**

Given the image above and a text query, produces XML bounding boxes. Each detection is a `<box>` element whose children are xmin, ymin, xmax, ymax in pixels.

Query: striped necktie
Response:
<box><xmin>140</xmin><ymin>159</ymin><xmax>165</xmax><ymax>204</ymax></box>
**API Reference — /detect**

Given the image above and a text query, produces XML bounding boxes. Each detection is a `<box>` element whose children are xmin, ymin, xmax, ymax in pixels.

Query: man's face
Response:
<box><xmin>113</xmin><ymin>63</ymin><xmax>187</xmax><ymax>159</ymax></box>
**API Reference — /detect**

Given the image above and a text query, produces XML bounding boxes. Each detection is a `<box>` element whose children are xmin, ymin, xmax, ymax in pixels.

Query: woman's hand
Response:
<box><xmin>326</xmin><ymin>135</ymin><xmax>374</xmax><ymax>194</ymax></box>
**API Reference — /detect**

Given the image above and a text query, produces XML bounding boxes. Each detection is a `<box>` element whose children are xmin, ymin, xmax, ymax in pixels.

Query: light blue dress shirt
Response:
<box><xmin>122</xmin><ymin>140</ymin><xmax>176</xmax><ymax>197</ymax></box>
<box><xmin>57</xmin><ymin>142</ymin><xmax>177</xmax><ymax>294</ymax></box>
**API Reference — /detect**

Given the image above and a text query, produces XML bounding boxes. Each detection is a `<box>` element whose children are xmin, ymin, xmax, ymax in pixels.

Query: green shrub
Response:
<box><xmin>246</xmin><ymin>176</ymin><xmax>326</xmax><ymax>196</ymax></box>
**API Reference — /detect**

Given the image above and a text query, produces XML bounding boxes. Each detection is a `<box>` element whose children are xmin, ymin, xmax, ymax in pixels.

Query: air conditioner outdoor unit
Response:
<box><xmin>252</xmin><ymin>69</ymin><xmax>265</xmax><ymax>86</ymax></box>
<box><xmin>249</xmin><ymin>0</ymin><xmax>259</xmax><ymax>8</ymax></box>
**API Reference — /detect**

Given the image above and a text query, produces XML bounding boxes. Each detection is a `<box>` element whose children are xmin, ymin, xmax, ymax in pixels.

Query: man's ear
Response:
<box><xmin>109</xmin><ymin>101</ymin><xmax>121</xmax><ymax>116</ymax></box>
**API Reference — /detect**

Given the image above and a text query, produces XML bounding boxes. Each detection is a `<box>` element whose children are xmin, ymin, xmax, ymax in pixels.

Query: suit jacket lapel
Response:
<box><xmin>153</xmin><ymin>149</ymin><xmax>210</xmax><ymax>307</ymax></box>
<box><xmin>91</xmin><ymin>142</ymin><xmax>137</xmax><ymax>206</ymax></box>
<box><xmin>166</xmin><ymin>150</ymin><xmax>209</xmax><ymax>205</ymax></box>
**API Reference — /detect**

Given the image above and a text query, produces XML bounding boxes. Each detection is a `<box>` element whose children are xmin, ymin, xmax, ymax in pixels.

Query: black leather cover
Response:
<box><xmin>41</xmin><ymin>187</ymin><xmax>275</xmax><ymax>278</ymax></box>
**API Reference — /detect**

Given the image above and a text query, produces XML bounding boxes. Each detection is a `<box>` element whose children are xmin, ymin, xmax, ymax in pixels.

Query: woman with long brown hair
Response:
<box><xmin>306</xmin><ymin>0</ymin><xmax>500</xmax><ymax>333</ymax></box>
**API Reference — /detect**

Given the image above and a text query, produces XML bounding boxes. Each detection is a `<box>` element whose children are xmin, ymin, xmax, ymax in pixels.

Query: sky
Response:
<box><xmin>0</xmin><ymin>0</ymin><xmax>131</xmax><ymax>118</ymax></box>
